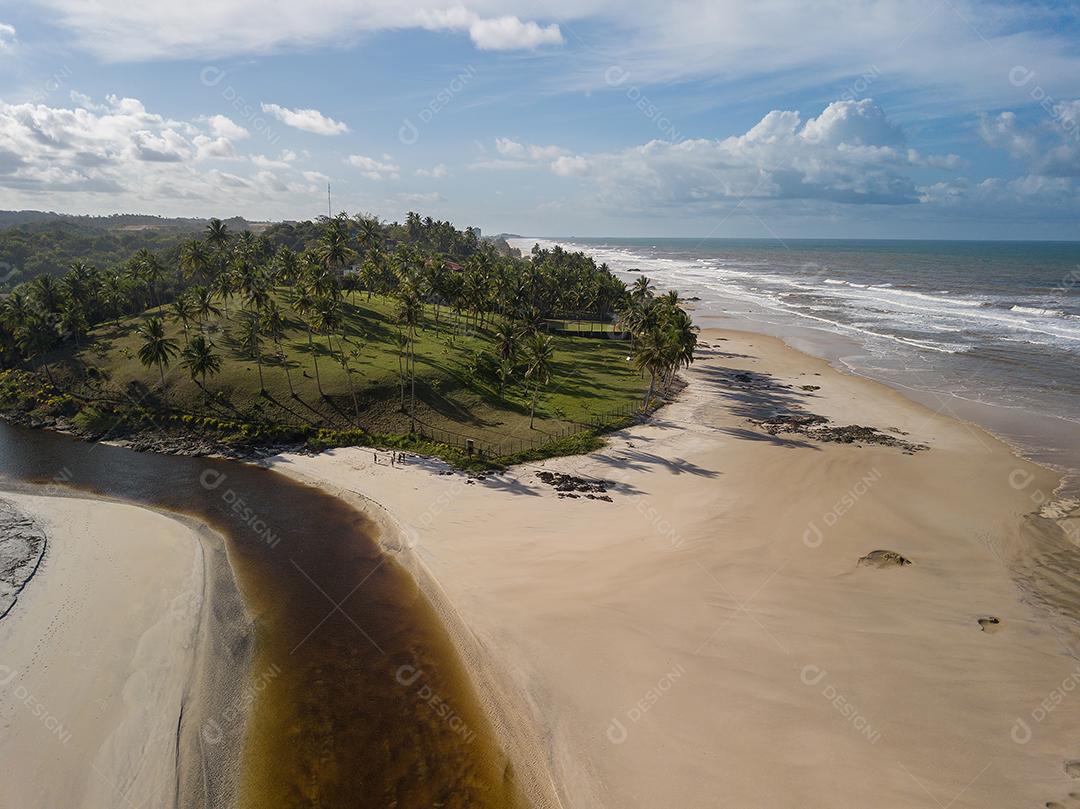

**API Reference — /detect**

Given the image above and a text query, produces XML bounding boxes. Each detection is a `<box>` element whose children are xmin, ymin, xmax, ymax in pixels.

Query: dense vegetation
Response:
<box><xmin>0</xmin><ymin>212</ymin><xmax>696</xmax><ymax>465</ymax></box>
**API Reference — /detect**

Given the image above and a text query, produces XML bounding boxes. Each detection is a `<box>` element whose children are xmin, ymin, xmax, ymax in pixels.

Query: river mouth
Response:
<box><xmin>0</xmin><ymin>424</ymin><xmax>525</xmax><ymax>809</ymax></box>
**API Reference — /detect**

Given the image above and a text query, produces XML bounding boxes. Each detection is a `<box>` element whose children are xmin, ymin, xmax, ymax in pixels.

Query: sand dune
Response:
<box><xmin>270</xmin><ymin>328</ymin><xmax>1080</xmax><ymax>809</ymax></box>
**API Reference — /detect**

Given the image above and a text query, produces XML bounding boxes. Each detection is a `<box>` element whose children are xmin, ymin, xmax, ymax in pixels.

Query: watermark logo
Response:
<box><xmin>201</xmin><ymin>662</ymin><xmax>281</xmax><ymax>745</ymax></box>
<box><xmin>800</xmin><ymin>664</ymin><xmax>881</xmax><ymax>744</ymax></box>
<box><xmin>803</xmin><ymin>468</ymin><xmax>883</xmax><ymax>548</ymax></box>
<box><xmin>603</xmin><ymin>66</ymin><xmax>682</xmax><ymax>143</ymax></box>
<box><xmin>398</xmin><ymin>65</ymin><xmax>478</xmax><ymax>146</ymax></box>
<box><xmin>199</xmin><ymin>468</ymin><xmax>281</xmax><ymax>548</ymax></box>
<box><xmin>198</xmin><ymin>66</ymin><xmax>280</xmax><ymax>145</ymax></box>
<box><xmin>0</xmin><ymin>665</ymin><xmax>72</xmax><ymax>744</ymax></box>
<box><xmin>395</xmin><ymin>664</ymin><xmax>476</xmax><ymax>743</ymax></box>
<box><xmin>605</xmin><ymin>663</ymin><xmax>687</xmax><ymax>744</ymax></box>
<box><xmin>1010</xmin><ymin>665</ymin><xmax>1080</xmax><ymax>744</ymax></box>
<box><xmin>1008</xmin><ymin>66</ymin><xmax>1080</xmax><ymax>142</ymax></box>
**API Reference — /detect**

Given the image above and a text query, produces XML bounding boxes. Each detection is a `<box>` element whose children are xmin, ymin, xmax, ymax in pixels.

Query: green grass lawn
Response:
<box><xmin>66</xmin><ymin>292</ymin><xmax>647</xmax><ymax>455</ymax></box>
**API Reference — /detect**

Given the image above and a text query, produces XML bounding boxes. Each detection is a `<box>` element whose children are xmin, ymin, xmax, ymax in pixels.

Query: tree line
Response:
<box><xmin>1</xmin><ymin>211</ymin><xmax>697</xmax><ymax>430</ymax></box>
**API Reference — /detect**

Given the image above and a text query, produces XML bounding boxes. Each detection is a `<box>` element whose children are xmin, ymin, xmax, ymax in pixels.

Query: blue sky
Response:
<box><xmin>1</xmin><ymin>0</ymin><xmax>1079</xmax><ymax>239</ymax></box>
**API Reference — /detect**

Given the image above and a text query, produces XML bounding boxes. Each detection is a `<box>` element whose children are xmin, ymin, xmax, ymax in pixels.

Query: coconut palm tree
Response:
<box><xmin>181</xmin><ymin>335</ymin><xmax>222</xmax><ymax>397</ymax></box>
<box><xmin>30</xmin><ymin>275</ymin><xmax>62</xmax><ymax>317</ymax></box>
<box><xmin>17</xmin><ymin>316</ymin><xmax>58</xmax><ymax>384</ymax></box>
<box><xmin>169</xmin><ymin>295</ymin><xmax>197</xmax><ymax>346</ymax></box>
<box><xmin>137</xmin><ymin>316</ymin><xmax>179</xmax><ymax>389</ymax></box>
<box><xmin>180</xmin><ymin>239</ymin><xmax>211</xmax><ymax>283</ymax></box>
<box><xmin>524</xmin><ymin>333</ymin><xmax>555</xmax><ymax>429</ymax></box>
<box><xmin>192</xmin><ymin>285</ymin><xmax>221</xmax><ymax>330</ymax></box>
<box><xmin>261</xmin><ymin>301</ymin><xmax>294</xmax><ymax>397</ymax></box>
<box><xmin>137</xmin><ymin>250</ymin><xmax>167</xmax><ymax>311</ymax></box>
<box><xmin>205</xmin><ymin>218</ymin><xmax>230</xmax><ymax>253</ymax></box>
<box><xmin>290</xmin><ymin>283</ymin><xmax>323</xmax><ymax>396</ymax></box>
<box><xmin>56</xmin><ymin>298</ymin><xmax>88</xmax><ymax>348</ymax></box>
<box><xmin>395</xmin><ymin>280</ymin><xmax>423</xmax><ymax>428</ymax></box>
<box><xmin>235</xmin><ymin>311</ymin><xmax>266</xmax><ymax>393</ymax></box>
<box><xmin>3</xmin><ymin>290</ymin><xmax>32</xmax><ymax>333</ymax></box>
<box><xmin>212</xmin><ymin>268</ymin><xmax>235</xmax><ymax>319</ymax></box>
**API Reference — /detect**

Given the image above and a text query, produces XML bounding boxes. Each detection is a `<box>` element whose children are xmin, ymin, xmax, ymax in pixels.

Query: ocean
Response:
<box><xmin>509</xmin><ymin>237</ymin><xmax>1080</xmax><ymax>491</ymax></box>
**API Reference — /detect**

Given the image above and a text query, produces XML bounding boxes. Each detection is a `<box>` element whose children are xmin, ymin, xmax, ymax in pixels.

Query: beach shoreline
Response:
<box><xmin>269</xmin><ymin>326</ymin><xmax>1080</xmax><ymax>809</ymax></box>
<box><xmin>0</xmin><ymin>486</ymin><xmax>251</xmax><ymax>809</ymax></box>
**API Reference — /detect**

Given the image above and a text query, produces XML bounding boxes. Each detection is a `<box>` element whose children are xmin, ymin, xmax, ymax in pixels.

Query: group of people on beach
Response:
<box><xmin>373</xmin><ymin>451</ymin><xmax>409</xmax><ymax>467</ymax></box>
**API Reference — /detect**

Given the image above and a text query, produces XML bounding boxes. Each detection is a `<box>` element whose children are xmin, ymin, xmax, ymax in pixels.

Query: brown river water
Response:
<box><xmin>0</xmin><ymin>423</ymin><xmax>526</xmax><ymax>808</ymax></box>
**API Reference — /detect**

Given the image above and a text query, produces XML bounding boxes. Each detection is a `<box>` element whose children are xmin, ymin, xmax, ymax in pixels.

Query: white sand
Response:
<box><xmin>0</xmin><ymin>493</ymin><xmax>204</xmax><ymax>809</ymax></box>
<box><xmin>269</xmin><ymin>328</ymin><xmax>1080</xmax><ymax>809</ymax></box>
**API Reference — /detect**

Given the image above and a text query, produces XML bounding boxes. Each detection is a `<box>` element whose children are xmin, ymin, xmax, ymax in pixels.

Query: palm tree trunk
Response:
<box><xmin>158</xmin><ymin>360</ymin><xmax>166</xmax><ymax>389</ymax></box>
<box><xmin>307</xmin><ymin>327</ymin><xmax>323</xmax><ymax>396</ymax></box>
<box><xmin>256</xmin><ymin>351</ymin><xmax>265</xmax><ymax>392</ymax></box>
<box><xmin>643</xmin><ymin>371</ymin><xmax>656</xmax><ymax>409</ymax></box>
<box><xmin>529</xmin><ymin>384</ymin><xmax>538</xmax><ymax>428</ymax></box>
<box><xmin>278</xmin><ymin>343</ymin><xmax>295</xmax><ymax>397</ymax></box>
<box><xmin>409</xmin><ymin>336</ymin><xmax>416</xmax><ymax>432</ymax></box>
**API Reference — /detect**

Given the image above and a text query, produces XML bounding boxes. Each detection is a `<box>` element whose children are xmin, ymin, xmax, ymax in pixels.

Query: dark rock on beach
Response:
<box><xmin>537</xmin><ymin>470</ymin><xmax>610</xmax><ymax>498</ymax></box>
<box><xmin>751</xmin><ymin>413</ymin><xmax>929</xmax><ymax>453</ymax></box>
<box><xmin>857</xmin><ymin>549</ymin><xmax>912</xmax><ymax>568</ymax></box>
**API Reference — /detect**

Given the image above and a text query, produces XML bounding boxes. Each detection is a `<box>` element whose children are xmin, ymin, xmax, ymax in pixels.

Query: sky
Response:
<box><xmin>1</xmin><ymin>0</ymin><xmax>1079</xmax><ymax>239</ymax></box>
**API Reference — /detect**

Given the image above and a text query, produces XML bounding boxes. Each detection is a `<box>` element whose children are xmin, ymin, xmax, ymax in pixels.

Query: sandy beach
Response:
<box><xmin>0</xmin><ymin>491</ymin><xmax>248</xmax><ymax>809</ymax></box>
<box><xmin>269</xmin><ymin>327</ymin><xmax>1080</xmax><ymax>809</ymax></box>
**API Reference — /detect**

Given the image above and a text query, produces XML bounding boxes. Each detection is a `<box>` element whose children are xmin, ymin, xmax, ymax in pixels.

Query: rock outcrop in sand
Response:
<box><xmin>856</xmin><ymin>549</ymin><xmax>912</xmax><ymax>568</ymax></box>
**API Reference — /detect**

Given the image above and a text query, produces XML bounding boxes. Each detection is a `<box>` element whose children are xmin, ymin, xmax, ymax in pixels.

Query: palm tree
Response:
<box><xmin>137</xmin><ymin>317</ymin><xmax>179</xmax><ymax>389</ymax></box>
<box><xmin>181</xmin><ymin>335</ymin><xmax>222</xmax><ymax>397</ymax></box>
<box><xmin>170</xmin><ymin>295</ymin><xmax>197</xmax><ymax>346</ymax></box>
<box><xmin>17</xmin><ymin>316</ymin><xmax>58</xmax><ymax>384</ymax></box>
<box><xmin>205</xmin><ymin>218</ymin><xmax>230</xmax><ymax>253</ymax></box>
<box><xmin>524</xmin><ymin>333</ymin><xmax>555</xmax><ymax>429</ymax></box>
<box><xmin>102</xmin><ymin>272</ymin><xmax>129</xmax><ymax>326</ymax></box>
<box><xmin>633</xmin><ymin>327</ymin><xmax>676</xmax><ymax>409</ymax></box>
<box><xmin>316</xmin><ymin>215</ymin><xmax>357</xmax><ymax>276</ymax></box>
<box><xmin>181</xmin><ymin>239</ymin><xmax>211</xmax><ymax>284</ymax></box>
<box><xmin>137</xmin><ymin>250</ymin><xmax>167</xmax><ymax>311</ymax></box>
<box><xmin>212</xmin><ymin>269</ymin><xmax>234</xmax><ymax>319</ymax></box>
<box><xmin>3</xmin><ymin>290</ymin><xmax>32</xmax><ymax>333</ymax></box>
<box><xmin>56</xmin><ymin>298</ymin><xmax>88</xmax><ymax>348</ymax></box>
<box><xmin>236</xmin><ymin>311</ymin><xmax>266</xmax><ymax>393</ymax></box>
<box><xmin>630</xmin><ymin>275</ymin><xmax>654</xmax><ymax>305</ymax></box>
<box><xmin>31</xmin><ymin>275</ymin><xmax>62</xmax><ymax>317</ymax></box>
<box><xmin>261</xmin><ymin>301</ymin><xmax>295</xmax><ymax>397</ymax></box>
<box><xmin>395</xmin><ymin>280</ymin><xmax>423</xmax><ymax>428</ymax></box>
<box><xmin>192</xmin><ymin>286</ymin><xmax>221</xmax><ymax>330</ymax></box>
<box><xmin>290</xmin><ymin>284</ymin><xmax>323</xmax><ymax>396</ymax></box>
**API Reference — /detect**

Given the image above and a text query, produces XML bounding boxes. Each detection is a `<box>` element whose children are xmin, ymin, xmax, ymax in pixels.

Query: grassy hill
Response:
<box><xmin>53</xmin><ymin>291</ymin><xmax>646</xmax><ymax>461</ymax></box>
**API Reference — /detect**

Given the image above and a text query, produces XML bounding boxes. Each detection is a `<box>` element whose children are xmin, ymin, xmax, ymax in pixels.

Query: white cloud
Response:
<box><xmin>400</xmin><ymin>191</ymin><xmax>444</xmax><ymax>204</ymax></box>
<box><xmin>540</xmin><ymin>100</ymin><xmax>964</xmax><ymax>210</ymax></box>
<box><xmin>0</xmin><ymin>93</ymin><xmax>313</xmax><ymax>213</ymax></box>
<box><xmin>979</xmin><ymin>104</ymin><xmax>1080</xmax><ymax>176</ymax></box>
<box><xmin>551</xmin><ymin>155</ymin><xmax>587</xmax><ymax>176</ymax></box>
<box><xmin>31</xmin><ymin>0</ymin><xmax>563</xmax><ymax>59</ymax></box>
<box><xmin>260</xmin><ymin>103</ymin><xmax>348</xmax><ymax>136</ymax></box>
<box><xmin>206</xmin><ymin>114</ymin><xmax>250</xmax><ymax>140</ymax></box>
<box><xmin>467</xmin><ymin>16</ymin><xmax>562</xmax><ymax>50</ymax></box>
<box><xmin>0</xmin><ymin>22</ymin><xmax>17</xmax><ymax>50</ymax></box>
<box><xmin>347</xmin><ymin>153</ymin><xmax>399</xmax><ymax>180</ymax></box>
<box><xmin>415</xmin><ymin>163</ymin><xmax>448</xmax><ymax>178</ymax></box>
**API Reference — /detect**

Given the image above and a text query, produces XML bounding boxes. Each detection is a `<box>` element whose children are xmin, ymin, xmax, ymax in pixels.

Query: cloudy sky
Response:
<box><xmin>1</xmin><ymin>0</ymin><xmax>1079</xmax><ymax>238</ymax></box>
